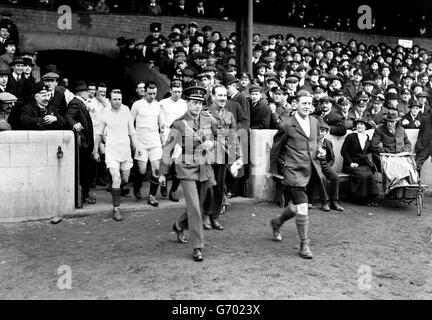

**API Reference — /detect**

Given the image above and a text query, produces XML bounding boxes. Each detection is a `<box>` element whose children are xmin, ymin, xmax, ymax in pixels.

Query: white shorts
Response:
<box><xmin>135</xmin><ymin>146</ymin><xmax>162</xmax><ymax>162</ymax></box>
<box><xmin>106</xmin><ymin>158</ymin><xmax>133</xmax><ymax>172</ymax></box>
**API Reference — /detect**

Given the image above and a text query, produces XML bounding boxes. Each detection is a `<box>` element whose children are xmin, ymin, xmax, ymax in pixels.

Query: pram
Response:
<box><xmin>380</xmin><ymin>152</ymin><xmax>427</xmax><ymax>216</ymax></box>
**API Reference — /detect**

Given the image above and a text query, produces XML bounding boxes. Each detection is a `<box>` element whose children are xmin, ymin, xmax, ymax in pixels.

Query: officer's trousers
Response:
<box><xmin>177</xmin><ymin>179</ymin><xmax>210</xmax><ymax>249</ymax></box>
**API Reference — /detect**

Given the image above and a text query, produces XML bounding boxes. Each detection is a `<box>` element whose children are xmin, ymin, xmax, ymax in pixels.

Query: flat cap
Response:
<box><xmin>0</xmin><ymin>92</ymin><xmax>17</xmax><ymax>103</ymax></box>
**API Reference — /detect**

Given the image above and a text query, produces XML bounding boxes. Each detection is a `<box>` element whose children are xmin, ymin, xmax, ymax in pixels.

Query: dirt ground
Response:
<box><xmin>0</xmin><ymin>195</ymin><xmax>431</xmax><ymax>300</ymax></box>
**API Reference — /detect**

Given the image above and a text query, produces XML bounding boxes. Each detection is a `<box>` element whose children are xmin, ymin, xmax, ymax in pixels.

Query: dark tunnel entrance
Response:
<box><xmin>36</xmin><ymin>50</ymin><xmax>125</xmax><ymax>91</ymax></box>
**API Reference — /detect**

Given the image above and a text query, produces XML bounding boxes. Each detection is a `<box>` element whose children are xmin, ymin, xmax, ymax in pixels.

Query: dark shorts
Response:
<box><xmin>286</xmin><ymin>186</ymin><xmax>308</xmax><ymax>205</ymax></box>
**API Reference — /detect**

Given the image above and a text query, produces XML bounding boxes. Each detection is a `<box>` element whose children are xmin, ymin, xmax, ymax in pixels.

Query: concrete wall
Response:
<box><xmin>3</xmin><ymin>5</ymin><xmax>432</xmax><ymax>57</ymax></box>
<box><xmin>0</xmin><ymin>131</ymin><xmax>75</xmax><ymax>222</ymax></box>
<box><xmin>249</xmin><ymin>129</ymin><xmax>432</xmax><ymax>200</ymax></box>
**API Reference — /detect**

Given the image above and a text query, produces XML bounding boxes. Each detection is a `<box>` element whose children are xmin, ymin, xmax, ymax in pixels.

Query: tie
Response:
<box><xmin>193</xmin><ymin>117</ymin><xmax>199</xmax><ymax>131</ymax></box>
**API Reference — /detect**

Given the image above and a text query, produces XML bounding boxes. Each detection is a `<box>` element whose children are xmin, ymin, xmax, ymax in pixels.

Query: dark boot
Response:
<box><xmin>295</xmin><ymin>214</ymin><xmax>313</xmax><ymax>259</ymax></box>
<box><xmin>111</xmin><ymin>188</ymin><xmax>122</xmax><ymax>221</ymax></box>
<box><xmin>321</xmin><ymin>200</ymin><xmax>330</xmax><ymax>212</ymax></box>
<box><xmin>148</xmin><ymin>176</ymin><xmax>160</xmax><ymax>206</ymax></box>
<box><xmin>133</xmin><ymin>174</ymin><xmax>144</xmax><ymax>200</ymax></box>
<box><xmin>120</xmin><ymin>182</ymin><xmax>130</xmax><ymax>196</ymax></box>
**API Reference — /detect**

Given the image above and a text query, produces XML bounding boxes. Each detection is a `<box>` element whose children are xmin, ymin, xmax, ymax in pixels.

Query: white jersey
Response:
<box><xmin>88</xmin><ymin>97</ymin><xmax>108</xmax><ymax>131</ymax></box>
<box><xmin>96</xmin><ymin>105</ymin><xmax>135</xmax><ymax>162</ymax></box>
<box><xmin>131</xmin><ymin>98</ymin><xmax>161</xmax><ymax>148</ymax></box>
<box><xmin>159</xmin><ymin>97</ymin><xmax>187</xmax><ymax>144</ymax></box>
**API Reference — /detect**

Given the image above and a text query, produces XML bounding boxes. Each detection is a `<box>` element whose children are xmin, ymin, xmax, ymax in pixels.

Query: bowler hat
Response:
<box><xmin>22</xmin><ymin>57</ymin><xmax>34</xmax><ymax>67</ymax></box>
<box><xmin>383</xmin><ymin>113</ymin><xmax>401</xmax><ymax>122</ymax></box>
<box><xmin>224</xmin><ymin>75</ymin><xmax>239</xmax><ymax>87</ymax></box>
<box><xmin>408</xmin><ymin>101</ymin><xmax>421</xmax><ymax>108</ymax></box>
<box><xmin>386</xmin><ymin>92</ymin><xmax>399</xmax><ymax>100</ymax></box>
<box><xmin>9</xmin><ymin>57</ymin><xmax>24</xmax><ymax>66</ymax></box>
<box><xmin>416</xmin><ymin>92</ymin><xmax>429</xmax><ymax>98</ymax></box>
<box><xmin>70</xmin><ymin>80</ymin><xmax>89</xmax><ymax>93</ymax></box>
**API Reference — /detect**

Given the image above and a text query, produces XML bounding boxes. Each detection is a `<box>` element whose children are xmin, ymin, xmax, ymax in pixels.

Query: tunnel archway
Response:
<box><xmin>36</xmin><ymin>50</ymin><xmax>125</xmax><ymax>90</ymax></box>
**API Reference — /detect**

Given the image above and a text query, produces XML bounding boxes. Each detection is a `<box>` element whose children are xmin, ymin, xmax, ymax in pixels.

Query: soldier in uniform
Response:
<box><xmin>159</xmin><ymin>86</ymin><xmax>215</xmax><ymax>262</ymax></box>
<box><xmin>203</xmin><ymin>85</ymin><xmax>242</xmax><ymax>229</ymax></box>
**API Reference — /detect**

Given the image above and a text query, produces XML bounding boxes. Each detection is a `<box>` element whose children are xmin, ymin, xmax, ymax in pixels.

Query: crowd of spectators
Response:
<box><xmin>3</xmin><ymin>0</ymin><xmax>432</xmax><ymax>38</ymax></box>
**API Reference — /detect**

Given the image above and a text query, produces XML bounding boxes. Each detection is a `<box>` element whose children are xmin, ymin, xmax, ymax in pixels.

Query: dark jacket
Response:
<box><xmin>401</xmin><ymin>112</ymin><xmax>423</xmax><ymax>129</ymax></box>
<box><xmin>225</xmin><ymin>100</ymin><xmax>248</xmax><ymax>131</ymax></box>
<box><xmin>269</xmin><ymin>115</ymin><xmax>323</xmax><ymax>187</ymax></box>
<box><xmin>371</xmin><ymin>124</ymin><xmax>412</xmax><ymax>155</ymax></box>
<box><xmin>321</xmin><ymin>108</ymin><xmax>347</xmax><ymax>136</ymax></box>
<box><xmin>341</xmin><ymin>132</ymin><xmax>375</xmax><ymax>172</ymax></box>
<box><xmin>415</xmin><ymin>113</ymin><xmax>432</xmax><ymax>154</ymax></box>
<box><xmin>20</xmin><ymin>99</ymin><xmax>66</xmax><ymax>130</ymax></box>
<box><xmin>231</xmin><ymin>91</ymin><xmax>250</xmax><ymax>130</ymax></box>
<box><xmin>65</xmin><ymin>97</ymin><xmax>94</xmax><ymax>151</ymax></box>
<box><xmin>320</xmin><ymin>138</ymin><xmax>335</xmax><ymax>167</ymax></box>
<box><xmin>250</xmin><ymin>98</ymin><xmax>271</xmax><ymax>129</ymax></box>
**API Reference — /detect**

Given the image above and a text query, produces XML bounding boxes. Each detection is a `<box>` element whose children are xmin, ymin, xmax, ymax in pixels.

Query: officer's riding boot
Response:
<box><xmin>148</xmin><ymin>175</ymin><xmax>159</xmax><ymax>206</ymax></box>
<box><xmin>111</xmin><ymin>188</ymin><xmax>122</xmax><ymax>221</ymax></box>
<box><xmin>133</xmin><ymin>173</ymin><xmax>144</xmax><ymax>200</ymax></box>
<box><xmin>295</xmin><ymin>214</ymin><xmax>313</xmax><ymax>259</ymax></box>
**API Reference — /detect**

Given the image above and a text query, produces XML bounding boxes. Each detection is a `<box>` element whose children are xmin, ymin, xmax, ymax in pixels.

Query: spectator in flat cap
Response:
<box><xmin>344</xmin><ymin>68</ymin><xmax>364</xmax><ymax>101</ymax></box>
<box><xmin>0</xmin><ymin>10</ymin><xmax>18</xmax><ymax>47</ymax></box>
<box><xmin>238</xmin><ymin>72</ymin><xmax>252</xmax><ymax>98</ymax></box>
<box><xmin>401</xmin><ymin>101</ymin><xmax>423</xmax><ymax>129</ymax></box>
<box><xmin>249</xmin><ymin>85</ymin><xmax>271</xmax><ymax>129</ymax></box>
<box><xmin>348</xmin><ymin>100</ymin><xmax>375</xmax><ymax>130</ymax></box>
<box><xmin>397</xmin><ymin>88</ymin><xmax>412</xmax><ymax>116</ymax></box>
<box><xmin>416</xmin><ymin>91</ymin><xmax>430</xmax><ymax>114</ymax></box>
<box><xmin>41</xmin><ymin>71</ymin><xmax>73</xmax><ymax>117</ymax></box>
<box><xmin>20</xmin><ymin>81</ymin><xmax>66</xmax><ymax>130</ymax></box>
<box><xmin>316</xmin><ymin>95</ymin><xmax>347</xmax><ymax>136</ymax></box>
<box><xmin>336</xmin><ymin>96</ymin><xmax>353</xmax><ymax>129</ymax></box>
<box><xmin>0</xmin><ymin>91</ymin><xmax>16</xmax><ymax>131</ymax></box>
<box><xmin>367</xmin><ymin>93</ymin><xmax>387</xmax><ymax>126</ymax></box>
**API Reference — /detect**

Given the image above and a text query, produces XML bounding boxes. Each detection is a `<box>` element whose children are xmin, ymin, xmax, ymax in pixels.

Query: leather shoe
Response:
<box><xmin>270</xmin><ymin>218</ymin><xmax>282</xmax><ymax>241</ymax></box>
<box><xmin>121</xmin><ymin>187</ymin><xmax>130</xmax><ymax>197</ymax></box>
<box><xmin>321</xmin><ymin>201</ymin><xmax>330</xmax><ymax>212</ymax></box>
<box><xmin>172</xmin><ymin>222</ymin><xmax>187</xmax><ymax>244</ymax></box>
<box><xmin>202</xmin><ymin>215</ymin><xmax>212</xmax><ymax>230</ymax></box>
<box><xmin>112</xmin><ymin>207</ymin><xmax>123</xmax><ymax>221</ymax></box>
<box><xmin>330</xmin><ymin>201</ymin><xmax>344</xmax><ymax>211</ymax></box>
<box><xmin>83</xmin><ymin>195</ymin><xmax>96</xmax><ymax>204</ymax></box>
<box><xmin>227</xmin><ymin>192</ymin><xmax>237</xmax><ymax>198</ymax></box>
<box><xmin>169</xmin><ymin>190</ymin><xmax>179</xmax><ymax>202</ymax></box>
<box><xmin>147</xmin><ymin>195</ymin><xmax>159</xmax><ymax>206</ymax></box>
<box><xmin>211</xmin><ymin>218</ymin><xmax>224</xmax><ymax>230</ymax></box>
<box><xmin>160</xmin><ymin>185</ymin><xmax>168</xmax><ymax>197</ymax></box>
<box><xmin>193</xmin><ymin>248</ymin><xmax>203</xmax><ymax>261</ymax></box>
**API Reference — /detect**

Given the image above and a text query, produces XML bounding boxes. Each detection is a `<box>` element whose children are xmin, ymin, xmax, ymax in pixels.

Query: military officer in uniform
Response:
<box><xmin>159</xmin><ymin>86</ymin><xmax>215</xmax><ymax>262</ymax></box>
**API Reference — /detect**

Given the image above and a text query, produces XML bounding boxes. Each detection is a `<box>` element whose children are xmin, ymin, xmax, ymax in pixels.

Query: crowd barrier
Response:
<box><xmin>249</xmin><ymin>129</ymin><xmax>432</xmax><ymax>200</ymax></box>
<box><xmin>0</xmin><ymin>131</ymin><xmax>75</xmax><ymax>222</ymax></box>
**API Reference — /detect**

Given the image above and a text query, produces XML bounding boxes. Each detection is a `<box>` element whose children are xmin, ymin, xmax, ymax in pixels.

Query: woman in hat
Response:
<box><xmin>341</xmin><ymin>118</ymin><xmax>379</xmax><ymax>206</ymax></box>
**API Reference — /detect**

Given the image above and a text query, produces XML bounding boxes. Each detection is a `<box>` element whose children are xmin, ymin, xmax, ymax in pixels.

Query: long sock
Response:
<box><xmin>149</xmin><ymin>175</ymin><xmax>159</xmax><ymax>196</ymax></box>
<box><xmin>112</xmin><ymin>188</ymin><xmax>121</xmax><ymax>207</ymax></box>
<box><xmin>170</xmin><ymin>176</ymin><xmax>180</xmax><ymax>192</ymax></box>
<box><xmin>295</xmin><ymin>214</ymin><xmax>309</xmax><ymax>241</ymax></box>
<box><xmin>133</xmin><ymin>173</ymin><xmax>144</xmax><ymax>190</ymax></box>
<box><xmin>277</xmin><ymin>206</ymin><xmax>296</xmax><ymax>226</ymax></box>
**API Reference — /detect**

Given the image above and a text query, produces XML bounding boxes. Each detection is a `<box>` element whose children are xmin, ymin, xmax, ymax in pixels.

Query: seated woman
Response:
<box><xmin>371</xmin><ymin>112</ymin><xmax>412</xmax><ymax>171</ymax></box>
<box><xmin>341</xmin><ymin>118</ymin><xmax>380</xmax><ymax>206</ymax></box>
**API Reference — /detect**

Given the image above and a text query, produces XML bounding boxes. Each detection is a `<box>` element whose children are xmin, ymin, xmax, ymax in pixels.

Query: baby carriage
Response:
<box><xmin>380</xmin><ymin>152</ymin><xmax>427</xmax><ymax>216</ymax></box>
